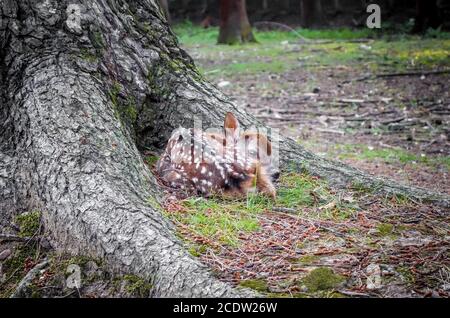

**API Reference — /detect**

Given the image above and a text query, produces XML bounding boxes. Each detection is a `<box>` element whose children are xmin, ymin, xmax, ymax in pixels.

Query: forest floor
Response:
<box><xmin>156</xmin><ymin>24</ymin><xmax>450</xmax><ymax>298</ymax></box>
<box><xmin>1</xmin><ymin>25</ymin><xmax>449</xmax><ymax>298</ymax></box>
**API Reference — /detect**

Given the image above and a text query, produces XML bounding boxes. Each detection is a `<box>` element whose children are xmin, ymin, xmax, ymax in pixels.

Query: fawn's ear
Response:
<box><xmin>224</xmin><ymin>112</ymin><xmax>240</xmax><ymax>141</ymax></box>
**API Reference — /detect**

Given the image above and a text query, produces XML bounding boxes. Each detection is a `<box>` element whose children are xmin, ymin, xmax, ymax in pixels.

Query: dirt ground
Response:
<box><xmin>224</xmin><ymin>69</ymin><xmax>449</xmax><ymax>193</ymax></box>
<box><xmin>161</xmin><ymin>30</ymin><xmax>450</xmax><ymax>298</ymax></box>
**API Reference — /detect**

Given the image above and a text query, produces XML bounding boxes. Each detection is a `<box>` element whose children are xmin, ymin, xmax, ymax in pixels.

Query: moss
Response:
<box><xmin>0</xmin><ymin>244</ymin><xmax>39</xmax><ymax>297</ymax></box>
<box><xmin>123</xmin><ymin>96</ymin><xmax>138</xmax><ymax>123</ymax></box>
<box><xmin>397</xmin><ymin>266</ymin><xmax>415</xmax><ymax>285</ymax></box>
<box><xmin>108</xmin><ymin>82</ymin><xmax>138</xmax><ymax>125</ymax></box>
<box><xmin>48</xmin><ymin>254</ymin><xmax>102</xmax><ymax>278</ymax></box>
<box><xmin>89</xmin><ymin>30</ymin><xmax>105</xmax><ymax>51</ymax></box>
<box><xmin>296</xmin><ymin>255</ymin><xmax>320</xmax><ymax>265</ymax></box>
<box><xmin>16</xmin><ymin>211</ymin><xmax>41</xmax><ymax>237</ymax></box>
<box><xmin>2</xmin><ymin>245</ymin><xmax>36</xmax><ymax>281</ymax></box>
<box><xmin>122</xmin><ymin>274</ymin><xmax>152</xmax><ymax>297</ymax></box>
<box><xmin>376</xmin><ymin>223</ymin><xmax>394</xmax><ymax>236</ymax></box>
<box><xmin>109</xmin><ymin>82</ymin><xmax>121</xmax><ymax>110</ymax></box>
<box><xmin>144</xmin><ymin>155</ymin><xmax>159</xmax><ymax>167</ymax></box>
<box><xmin>350</xmin><ymin>180</ymin><xmax>375</xmax><ymax>194</ymax></box>
<box><xmin>79</xmin><ymin>48</ymin><xmax>98</xmax><ymax>62</ymax></box>
<box><xmin>301</xmin><ymin>268</ymin><xmax>345</xmax><ymax>292</ymax></box>
<box><xmin>66</xmin><ymin>255</ymin><xmax>98</xmax><ymax>268</ymax></box>
<box><xmin>29</xmin><ymin>283</ymin><xmax>42</xmax><ymax>298</ymax></box>
<box><xmin>239</xmin><ymin>279</ymin><xmax>269</xmax><ymax>292</ymax></box>
<box><xmin>188</xmin><ymin>244</ymin><xmax>208</xmax><ymax>257</ymax></box>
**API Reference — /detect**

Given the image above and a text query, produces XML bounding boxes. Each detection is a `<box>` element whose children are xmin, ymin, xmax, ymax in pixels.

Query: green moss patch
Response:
<box><xmin>239</xmin><ymin>279</ymin><xmax>269</xmax><ymax>293</ymax></box>
<box><xmin>301</xmin><ymin>267</ymin><xmax>345</xmax><ymax>292</ymax></box>
<box><xmin>16</xmin><ymin>211</ymin><xmax>41</xmax><ymax>238</ymax></box>
<box><xmin>122</xmin><ymin>274</ymin><xmax>152</xmax><ymax>297</ymax></box>
<box><xmin>144</xmin><ymin>155</ymin><xmax>159</xmax><ymax>167</ymax></box>
<box><xmin>296</xmin><ymin>255</ymin><xmax>320</xmax><ymax>265</ymax></box>
<box><xmin>376</xmin><ymin>223</ymin><xmax>394</xmax><ymax>237</ymax></box>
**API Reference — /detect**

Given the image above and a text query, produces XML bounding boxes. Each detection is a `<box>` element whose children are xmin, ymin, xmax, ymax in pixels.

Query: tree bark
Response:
<box><xmin>0</xmin><ymin>0</ymin><xmax>448</xmax><ymax>299</ymax></box>
<box><xmin>300</xmin><ymin>0</ymin><xmax>324</xmax><ymax>28</ymax></box>
<box><xmin>158</xmin><ymin>0</ymin><xmax>171</xmax><ymax>24</ymax></box>
<box><xmin>217</xmin><ymin>0</ymin><xmax>256</xmax><ymax>44</ymax></box>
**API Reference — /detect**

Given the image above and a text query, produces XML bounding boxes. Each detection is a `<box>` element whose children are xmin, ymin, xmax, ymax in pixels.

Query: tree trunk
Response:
<box><xmin>412</xmin><ymin>0</ymin><xmax>441</xmax><ymax>33</ymax></box>
<box><xmin>217</xmin><ymin>0</ymin><xmax>256</xmax><ymax>44</ymax></box>
<box><xmin>158</xmin><ymin>0</ymin><xmax>171</xmax><ymax>24</ymax></box>
<box><xmin>0</xmin><ymin>0</ymin><xmax>448</xmax><ymax>299</ymax></box>
<box><xmin>300</xmin><ymin>0</ymin><xmax>324</xmax><ymax>28</ymax></box>
<box><xmin>332</xmin><ymin>0</ymin><xmax>342</xmax><ymax>15</ymax></box>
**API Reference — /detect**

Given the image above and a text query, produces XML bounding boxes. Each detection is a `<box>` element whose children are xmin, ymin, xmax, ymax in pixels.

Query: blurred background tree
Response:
<box><xmin>217</xmin><ymin>0</ymin><xmax>256</xmax><ymax>44</ymax></box>
<box><xmin>164</xmin><ymin>0</ymin><xmax>448</xmax><ymax>34</ymax></box>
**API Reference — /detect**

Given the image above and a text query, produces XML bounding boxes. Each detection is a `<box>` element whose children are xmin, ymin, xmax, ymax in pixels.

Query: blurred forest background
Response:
<box><xmin>162</xmin><ymin>0</ymin><xmax>449</xmax><ymax>32</ymax></box>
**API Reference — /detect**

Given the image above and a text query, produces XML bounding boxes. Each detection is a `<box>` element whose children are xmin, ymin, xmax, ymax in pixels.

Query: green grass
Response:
<box><xmin>173</xmin><ymin>22</ymin><xmax>450</xmax><ymax>78</ymax></box>
<box><xmin>165</xmin><ymin>172</ymin><xmax>359</xmax><ymax>252</ymax></box>
<box><xmin>333</xmin><ymin>143</ymin><xmax>449</xmax><ymax>170</ymax></box>
<box><xmin>174</xmin><ymin>21</ymin><xmax>377</xmax><ymax>46</ymax></box>
<box><xmin>168</xmin><ymin>196</ymin><xmax>265</xmax><ymax>247</ymax></box>
<box><xmin>376</xmin><ymin>223</ymin><xmax>395</xmax><ymax>237</ymax></box>
<box><xmin>277</xmin><ymin>173</ymin><xmax>323</xmax><ymax>208</ymax></box>
<box><xmin>277</xmin><ymin>173</ymin><xmax>358</xmax><ymax>221</ymax></box>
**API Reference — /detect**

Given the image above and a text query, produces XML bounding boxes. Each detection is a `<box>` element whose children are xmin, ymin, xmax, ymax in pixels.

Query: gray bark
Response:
<box><xmin>0</xmin><ymin>0</ymin><xmax>448</xmax><ymax>299</ymax></box>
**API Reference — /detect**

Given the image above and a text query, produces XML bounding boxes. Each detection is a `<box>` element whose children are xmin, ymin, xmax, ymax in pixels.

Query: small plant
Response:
<box><xmin>144</xmin><ymin>155</ymin><xmax>159</xmax><ymax>167</ymax></box>
<box><xmin>239</xmin><ymin>279</ymin><xmax>269</xmax><ymax>292</ymax></box>
<box><xmin>296</xmin><ymin>255</ymin><xmax>320</xmax><ymax>265</ymax></box>
<box><xmin>16</xmin><ymin>211</ymin><xmax>41</xmax><ymax>237</ymax></box>
<box><xmin>301</xmin><ymin>267</ymin><xmax>345</xmax><ymax>292</ymax></box>
<box><xmin>122</xmin><ymin>274</ymin><xmax>152</xmax><ymax>297</ymax></box>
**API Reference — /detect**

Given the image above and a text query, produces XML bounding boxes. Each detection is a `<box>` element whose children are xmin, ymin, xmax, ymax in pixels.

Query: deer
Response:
<box><xmin>156</xmin><ymin>112</ymin><xmax>277</xmax><ymax>199</ymax></box>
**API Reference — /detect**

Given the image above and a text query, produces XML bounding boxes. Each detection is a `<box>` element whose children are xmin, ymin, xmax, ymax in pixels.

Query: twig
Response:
<box><xmin>316</xmin><ymin>128</ymin><xmax>345</xmax><ymax>135</ymax></box>
<box><xmin>376</xmin><ymin>69</ymin><xmax>450</xmax><ymax>78</ymax></box>
<box><xmin>272</xmin><ymin>207</ymin><xmax>297</xmax><ymax>214</ymax></box>
<box><xmin>380</xmin><ymin>117</ymin><xmax>406</xmax><ymax>125</ymax></box>
<box><xmin>337</xmin><ymin>289</ymin><xmax>372</xmax><ymax>298</ymax></box>
<box><xmin>0</xmin><ymin>234</ymin><xmax>40</xmax><ymax>243</ymax></box>
<box><xmin>253</xmin><ymin>21</ymin><xmax>309</xmax><ymax>43</ymax></box>
<box><xmin>350</xmin><ymin>69</ymin><xmax>450</xmax><ymax>83</ymax></box>
<box><xmin>10</xmin><ymin>259</ymin><xmax>49</xmax><ymax>298</ymax></box>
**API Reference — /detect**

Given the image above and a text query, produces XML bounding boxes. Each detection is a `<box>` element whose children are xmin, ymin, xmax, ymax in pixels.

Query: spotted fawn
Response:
<box><xmin>156</xmin><ymin>113</ymin><xmax>277</xmax><ymax>198</ymax></box>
